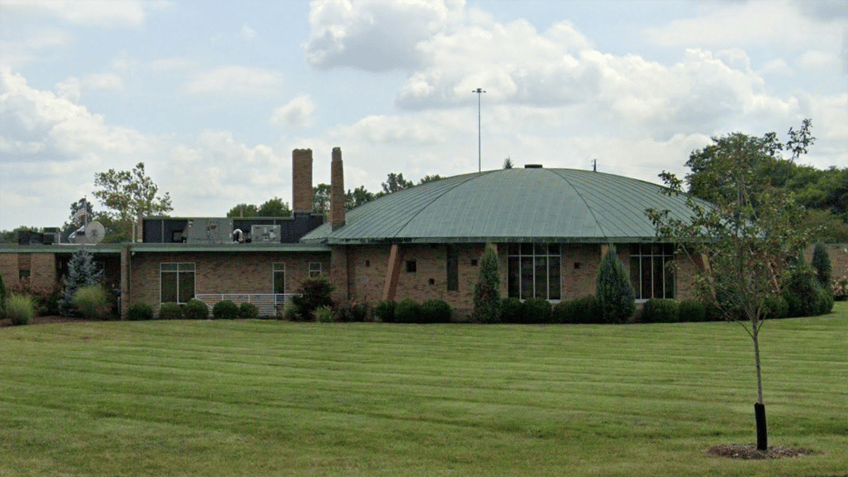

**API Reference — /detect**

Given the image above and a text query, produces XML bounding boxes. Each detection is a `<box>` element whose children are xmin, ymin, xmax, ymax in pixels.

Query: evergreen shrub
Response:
<box><xmin>596</xmin><ymin>249</ymin><xmax>636</xmax><ymax>323</ymax></box>
<box><xmin>678</xmin><ymin>300</ymin><xmax>707</xmax><ymax>322</ymax></box>
<box><xmin>811</xmin><ymin>243</ymin><xmax>832</xmax><ymax>286</ymax></box>
<box><xmin>239</xmin><ymin>302</ymin><xmax>259</xmax><ymax>319</ymax></box>
<box><xmin>641</xmin><ymin>298</ymin><xmax>679</xmax><ymax>323</ymax></box>
<box><xmin>817</xmin><ymin>287</ymin><xmax>834</xmax><ymax>315</ymax></box>
<box><xmin>521</xmin><ymin>297</ymin><xmax>551</xmax><ymax>324</ymax></box>
<box><xmin>472</xmin><ymin>243</ymin><xmax>501</xmax><ymax>323</ymax></box>
<box><xmin>6</xmin><ymin>294</ymin><xmax>35</xmax><ymax>325</ymax></box>
<box><xmin>761</xmin><ymin>295</ymin><xmax>788</xmax><ymax>320</ymax></box>
<box><xmin>375</xmin><ymin>300</ymin><xmax>396</xmax><ymax>323</ymax></box>
<box><xmin>212</xmin><ymin>300</ymin><xmax>239</xmax><ymax>319</ymax></box>
<box><xmin>499</xmin><ymin>297</ymin><xmax>522</xmax><ymax>323</ymax></box>
<box><xmin>420</xmin><ymin>299</ymin><xmax>452</xmax><ymax>323</ymax></box>
<box><xmin>182</xmin><ymin>299</ymin><xmax>209</xmax><ymax>320</ymax></box>
<box><xmin>59</xmin><ymin>248</ymin><xmax>104</xmax><ymax>316</ymax></box>
<box><xmin>394</xmin><ymin>298</ymin><xmax>420</xmax><ymax>323</ymax></box>
<box><xmin>336</xmin><ymin>302</ymin><xmax>368</xmax><ymax>322</ymax></box>
<box><xmin>158</xmin><ymin>302</ymin><xmax>182</xmax><ymax>320</ymax></box>
<box><xmin>73</xmin><ymin>285</ymin><xmax>110</xmax><ymax>320</ymax></box>
<box><xmin>551</xmin><ymin>301</ymin><xmax>569</xmax><ymax>324</ymax></box>
<box><xmin>127</xmin><ymin>302</ymin><xmax>153</xmax><ymax>321</ymax></box>
<box><xmin>292</xmin><ymin>277</ymin><xmax>334</xmax><ymax>321</ymax></box>
<box><xmin>282</xmin><ymin>305</ymin><xmax>300</xmax><ymax>321</ymax></box>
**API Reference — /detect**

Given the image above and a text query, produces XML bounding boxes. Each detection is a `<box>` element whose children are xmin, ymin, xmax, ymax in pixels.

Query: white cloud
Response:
<box><xmin>1</xmin><ymin>0</ymin><xmax>151</xmax><ymax>27</ymax></box>
<box><xmin>798</xmin><ymin>50</ymin><xmax>836</xmax><ymax>69</ymax></box>
<box><xmin>643</xmin><ymin>0</ymin><xmax>843</xmax><ymax>52</ymax></box>
<box><xmin>305</xmin><ymin>0</ymin><xmax>465</xmax><ymax>71</ymax></box>
<box><xmin>162</xmin><ymin>131</ymin><xmax>288</xmax><ymax>216</ymax></box>
<box><xmin>185</xmin><ymin>66</ymin><xmax>283</xmax><ymax>95</ymax></box>
<box><xmin>0</xmin><ymin>68</ymin><xmax>161</xmax><ymax>229</ymax></box>
<box><xmin>270</xmin><ymin>94</ymin><xmax>316</xmax><ymax>128</ymax></box>
<box><xmin>241</xmin><ymin>24</ymin><xmax>257</xmax><ymax>40</ymax></box>
<box><xmin>760</xmin><ymin>58</ymin><xmax>793</xmax><ymax>76</ymax></box>
<box><xmin>150</xmin><ymin>57</ymin><xmax>195</xmax><ymax>71</ymax></box>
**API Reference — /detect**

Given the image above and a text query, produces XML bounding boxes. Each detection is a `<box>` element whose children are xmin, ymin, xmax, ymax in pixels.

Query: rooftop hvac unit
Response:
<box><xmin>184</xmin><ymin>218</ymin><xmax>234</xmax><ymax>244</ymax></box>
<box><xmin>251</xmin><ymin>225</ymin><xmax>281</xmax><ymax>243</ymax></box>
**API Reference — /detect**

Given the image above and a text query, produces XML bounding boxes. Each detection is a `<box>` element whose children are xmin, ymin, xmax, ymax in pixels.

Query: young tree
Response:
<box><xmin>595</xmin><ymin>248</ymin><xmax>636</xmax><ymax>323</ymax></box>
<box><xmin>59</xmin><ymin>248</ymin><xmax>104</xmax><ymax>316</ymax></box>
<box><xmin>647</xmin><ymin>123</ymin><xmax>815</xmax><ymax>451</ymax></box>
<box><xmin>472</xmin><ymin>243</ymin><xmax>501</xmax><ymax>323</ymax></box>
<box><xmin>93</xmin><ymin>162</ymin><xmax>173</xmax><ymax>241</ymax></box>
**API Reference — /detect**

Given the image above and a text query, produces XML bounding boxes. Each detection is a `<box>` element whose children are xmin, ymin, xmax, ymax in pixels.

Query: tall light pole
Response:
<box><xmin>472</xmin><ymin>88</ymin><xmax>485</xmax><ymax>172</ymax></box>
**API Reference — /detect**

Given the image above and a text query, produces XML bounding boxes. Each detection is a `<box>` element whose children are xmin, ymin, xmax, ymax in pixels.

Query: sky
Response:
<box><xmin>0</xmin><ymin>0</ymin><xmax>846</xmax><ymax>231</ymax></box>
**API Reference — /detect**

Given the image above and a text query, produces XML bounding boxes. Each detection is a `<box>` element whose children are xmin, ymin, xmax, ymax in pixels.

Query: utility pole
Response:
<box><xmin>472</xmin><ymin>88</ymin><xmax>486</xmax><ymax>172</ymax></box>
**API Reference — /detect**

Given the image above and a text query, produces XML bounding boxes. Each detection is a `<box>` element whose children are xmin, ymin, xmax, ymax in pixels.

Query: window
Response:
<box><xmin>273</xmin><ymin>263</ymin><xmax>286</xmax><ymax>309</ymax></box>
<box><xmin>19</xmin><ymin>269</ymin><xmax>30</xmax><ymax>280</ymax></box>
<box><xmin>446</xmin><ymin>246</ymin><xmax>458</xmax><ymax>291</ymax></box>
<box><xmin>273</xmin><ymin>263</ymin><xmax>285</xmax><ymax>294</ymax></box>
<box><xmin>629</xmin><ymin>244</ymin><xmax>675</xmax><ymax>300</ymax></box>
<box><xmin>507</xmin><ymin>244</ymin><xmax>561</xmax><ymax>300</ymax></box>
<box><xmin>161</xmin><ymin>263</ymin><xmax>195</xmax><ymax>304</ymax></box>
<box><xmin>309</xmin><ymin>262</ymin><xmax>323</xmax><ymax>277</ymax></box>
<box><xmin>406</xmin><ymin>260</ymin><xmax>417</xmax><ymax>273</ymax></box>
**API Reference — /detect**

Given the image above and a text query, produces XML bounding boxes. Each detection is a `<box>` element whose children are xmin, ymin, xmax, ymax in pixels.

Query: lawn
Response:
<box><xmin>1</xmin><ymin>303</ymin><xmax>846</xmax><ymax>477</ymax></box>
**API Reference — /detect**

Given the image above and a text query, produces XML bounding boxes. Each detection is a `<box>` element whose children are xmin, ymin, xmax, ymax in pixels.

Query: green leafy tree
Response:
<box><xmin>647</xmin><ymin>123</ymin><xmax>816</xmax><ymax>451</ymax></box>
<box><xmin>378</xmin><ymin>173</ymin><xmax>414</xmax><ymax>196</ymax></box>
<box><xmin>595</xmin><ymin>248</ymin><xmax>636</xmax><ymax>323</ymax></box>
<box><xmin>503</xmin><ymin>157</ymin><xmax>514</xmax><ymax>169</ymax></box>
<box><xmin>59</xmin><ymin>248</ymin><xmax>104</xmax><ymax>316</ymax></box>
<box><xmin>472</xmin><ymin>243</ymin><xmax>501</xmax><ymax>323</ymax></box>
<box><xmin>257</xmin><ymin>197</ymin><xmax>292</xmax><ymax>217</ymax></box>
<box><xmin>312</xmin><ymin>183</ymin><xmax>331</xmax><ymax>215</ymax></box>
<box><xmin>418</xmin><ymin>174</ymin><xmax>442</xmax><ymax>184</ymax></box>
<box><xmin>226</xmin><ymin>203</ymin><xmax>259</xmax><ymax>218</ymax></box>
<box><xmin>811</xmin><ymin>243</ymin><xmax>831</xmax><ymax>286</ymax></box>
<box><xmin>345</xmin><ymin>186</ymin><xmax>375</xmax><ymax>209</ymax></box>
<box><xmin>93</xmin><ymin>162</ymin><xmax>173</xmax><ymax>241</ymax></box>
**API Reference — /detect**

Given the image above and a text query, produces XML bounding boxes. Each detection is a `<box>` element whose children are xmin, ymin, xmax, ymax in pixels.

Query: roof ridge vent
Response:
<box><xmin>524</xmin><ymin>164</ymin><xmax>542</xmax><ymax>169</ymax></box>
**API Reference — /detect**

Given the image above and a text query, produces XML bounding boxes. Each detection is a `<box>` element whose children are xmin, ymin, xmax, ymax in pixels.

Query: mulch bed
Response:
<box><xmin>707</xmin><ymin>444</ymin><xmax>818</xmax><ymax>460</ymax></box>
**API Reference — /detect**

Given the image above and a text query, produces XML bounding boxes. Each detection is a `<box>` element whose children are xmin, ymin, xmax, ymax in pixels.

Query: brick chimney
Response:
<box><xmin>292</xmin><ymin>149</ymin><xmax>313</xmax><ymax>215</ymax></box>
<box><xmin>330</xmin><ymin>147</ymin><xmax>345</xmax><ymax>229</ymax></box>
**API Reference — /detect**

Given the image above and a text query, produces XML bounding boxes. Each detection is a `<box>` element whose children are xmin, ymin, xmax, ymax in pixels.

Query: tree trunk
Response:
<box><xmin>752</xmin><ymin>324</ymin><xmax>768</xmax><ymax>450</ymax></box>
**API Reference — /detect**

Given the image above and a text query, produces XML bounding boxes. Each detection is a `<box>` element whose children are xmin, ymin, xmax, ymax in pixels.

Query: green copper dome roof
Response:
<box><xmin>301</xmin><ymin>168</ymin><xmax>701</xmax><ymax>244</ymax></box>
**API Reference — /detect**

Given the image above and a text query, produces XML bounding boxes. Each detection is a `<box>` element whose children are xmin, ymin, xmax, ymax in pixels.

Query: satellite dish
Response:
<box><xmin>84</xmin><ymin>221</ymin><xmax>105</xmax><ymax>244</ymax></box>
<box><xmin>72</xmin><ymin>221</ymin><xmax>105</xmax><ymax>244</ymax></box>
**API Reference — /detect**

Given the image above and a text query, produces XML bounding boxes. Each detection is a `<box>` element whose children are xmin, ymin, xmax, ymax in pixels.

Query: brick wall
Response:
<box><xmin>0</xmin><ymin>254</ymin><xmax>18</xmax><ymax>288</ymax></box>
<box><xmin>0</xmin><ymin>253</ymin><xmax>57</xmax><ymax>290</ymax></box>
<box><xmin>129</xmin><ymin>251</ymin><xmax>330</xmax><ymax>310</ymax></box>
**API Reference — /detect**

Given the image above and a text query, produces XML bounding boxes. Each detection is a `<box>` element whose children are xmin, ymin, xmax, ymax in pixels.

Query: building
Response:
<box><xmin>4</xmin><ymin>147</ymin><xmax>845</xmax><ymax>319</ymax></box>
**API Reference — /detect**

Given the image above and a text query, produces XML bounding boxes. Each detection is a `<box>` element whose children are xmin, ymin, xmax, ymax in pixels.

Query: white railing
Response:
<box><xmin>194</xmin><ymin>293</ymin><xmax>298</xmax><ymax>318</ymax></box>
